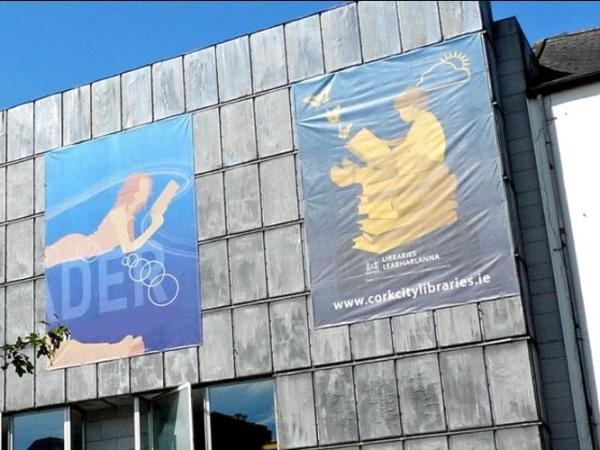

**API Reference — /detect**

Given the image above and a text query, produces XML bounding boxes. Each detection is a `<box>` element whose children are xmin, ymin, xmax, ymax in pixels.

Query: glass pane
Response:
<box><xmin>152</xmin><ymin>388</ymin><xmax>192</xmax><ymax>450</ymax></box>
<box><xmin>209</xmin><ymin>380</ymin><xmax>277</xmax><ymax>450</ymax></box>
<box><xmin>139</xmin><ymin>399</ymin><xmax>151</xmax><ymax>450</ymax></box>
<box><xmin>69</xmin><ymin>409</ymin><xmax>83</xmax><ymax>450</ymax></box>
<box><xmin>191</xmin><ymin>389</ymin><xmax>206</xmax><ymax>450</ymax></box>
<box><xmin>12</xmin><ymin>409</ymin><xmax>64</xmax><ymax>450</ymax></box>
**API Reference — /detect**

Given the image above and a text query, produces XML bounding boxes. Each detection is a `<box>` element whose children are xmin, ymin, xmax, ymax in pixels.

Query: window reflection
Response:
<box><xmin>208</xmin><ymin>379</ymin><xmax>277</xmax><ymax>450</ymax></box>
<box><xmin>12</xmin><ymin>409</ymin><xmax>64</xmax><ymax>450</ymax></box>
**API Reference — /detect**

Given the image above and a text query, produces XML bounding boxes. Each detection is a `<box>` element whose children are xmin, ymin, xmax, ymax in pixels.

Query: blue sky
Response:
<box><xmin>0</xmin><ymin>1</ymin><xmax>599</xmax><ymax>109</ymax></box>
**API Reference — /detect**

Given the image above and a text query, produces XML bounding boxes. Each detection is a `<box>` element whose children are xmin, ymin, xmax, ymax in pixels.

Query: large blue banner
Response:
<box><xmin>294</xmin><ymin>33</ymin><xmax>520</xmax><ymax>327</ymax></box>
<box><xmin>45</xmin><ymin>115</ymin><xmax>201</xmax><ymax>367</ymax></box>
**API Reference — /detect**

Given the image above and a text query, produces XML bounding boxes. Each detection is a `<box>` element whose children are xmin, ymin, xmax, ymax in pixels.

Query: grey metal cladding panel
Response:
<box><xmin>314</xmin><ymin>367</ymin><xmax>359</xmax><ymax>445</ymax></box>
<box><xmin>63</xmin><ymin>85</ymin><xmax>91</xmax><ymax>146</ymax></box>
<box><xmin>122</xmin><ymin>67</ymin><xmax>153</xmax><ymax>129</ymax></box>
<box><xmin>216</xmin><ymin>36</ymin><xmax>252</xmax><ymax>102</ymax></box>
<box><xmin>310</xmin><ymin>325</ymin><xmax>352</xmax><ymax>366</ymax></box>
<box><xmin>34</xmin><ymin>217</ymin><xmax>44</xmax><ymax>276</ymax></box>
<box><xmin>255</xmin><ymin>89</ymin><xmax>293</xmax><ymax>158</ymax></box>
<box><xmin>193</xmin><ymin>108</ymin><xmax>222</xmax><ymax>173</ymax></box>
<box><xmin>229</xmin><ymin>232</ymin><xmax>267</xmax><ymax>303</ymax></box>
<box><xmin>199</xmin><ymin>309</ymin><xmax>235</xmax><ymax>382</ymax></box>
<box><xmin>0</xmin><ymin>286</ymin><xmax>4</xmax><ymax>347</ymax></box>
<box><xmin>396</xmin><ymin>354</ymin><xmax>446</xmax><ymax>434</ymax></box>
<box><xmin>496</xmin><ymin>426</ymin><xmax>542</xmax><ymax>450</ymax></box>
<box><xmin>321</xmin><ymin>3</ymin><xmax>362</xmax><ymax>72</ymax></box>
<box><xmin>405</xmin><ymin>437</ymin><xmax>448</xmax><ymax>450</ymax></box>
<box><xmin>6</xmin><ymin>219</ymin><xmax>34</xmax><ymax>281</ymax></box>
<box><xmin>98</xmin><ymin>358</ymin><xmax>130</xmax><ymax>397</ymax></box>
<box><xmin>0</xmin><ymin>167</ymin><xmax>4</xmax><ymax>223</ymax></box>
<box><xmin>260</xmin><ymin>155</ymin><xmax>298</xmax><ymax>226</ymax></box>
<box><xmin>91</xmin><ymin>76</ymin><xmax>121</xmax><ymax>137</ymax></box>
<box><xmin>439</xmin><ymin>347</ymin><xmax>492</xmax><ymax>430</ymax></box>
<box><xmin>35</xmin><ymin>156</ymin><xmax>44</xmax><ymax>213</ymax></box>
<box><xmin>6</xmin><ymin>159</ymin><xmax>33</xmax><ymax>220</ymax></box>
<box><xmin>196</xmin><ymin>173</ymin><xmax>226</xmax><ymax>240</ymax></box>
<box><xmin>435</xmin><ymin>303</ymin><xmax>482</xmax><ymax>347</ymax></box>
<box><xmin>233</xmin><ymin>303</ymin><xmax>272</xmax><ymax>377</ymax></box>
<box><xmin>392</xmin><ymin>311</ymin><xmax>437</xmax><ymax>353</ymax></box>
<box><xmin>130</xmin><ymin>353</ymin><xmax>164</xmax><ymax>393</ymax></box>
<box><xmin>35</xmin><ymin>94</ymin><xmax>62</xmax><ymax>153</ymax></box>
<box><xmin>350</xmin><ymin>318</ymin><xmax>393</xmax><ymax>360</ymax></box>
<box><xmin>397</xmin><ymin>1</ymin><xmax>442</xmax><ymax>51</ymax></box>
<box><xmin>354</xmin><ymin>360</ymin><xmax>402</xmax><ymax>440</ymax></box>
<box><xmin>265</xmin><ymin>225</ymin><xmax>305</xmax><ymax>297</ymax></box>
<box><xmin>285</xmin><ymin>15</ymin><xmax>324</xmax><ymax>83</ymax></box>
<box><xmin>164</xmin><ymin>347</ymin><xmax>199</xmax><ymax>387</ymax></box>
<box><xmin>270</xmin><ymin>297</ymin><xmax>311</xmax><ymax>371</ymax></box>
<box><xmin>480</xmin><ymin>296</ymin><xmax>526</xmax><ymax>340</ymax></box>
<box><xmin>363</xmin><ymin>442</ymin><xmax>403</xmax><ymax>450</ymax></box>
<box><xmin>221</xmin><ymin>99</ymin><xmax>257</xmax><ymax>166</ymax></box>
<box><xmin>7</xmin><ymin>102</ymin><xmax>34</xmax><ymax>161</ymax></box>
<box><xmin>0</xmin><ymin>226</ymin><xmax>5</xmax><ymax>283</ymax></box>
<box><xmin>6</xmin><ymin>281</ymin><xmax>33</xmax><ymax>343</ymax></box>
<box><xmin>448</xmin><ymin>431</ymin><xmax>494</xmax><ymax>450</ymax></box>
<box><xmin>276</xmin><ymin>373</ymin><xmax>318</xmax><ymax>449</ymax></box>
<box><xmin>152</xmin><ymin>57</ymin><xmax>185</xmax><ymax>120</ymax></box>
<box><xmin>0</xmin><ymin>110</ymin><xmax>5</xmax><ymax>163</ymax></box>
<box><xmin>184</xmin><ymin>47</ymin><xmax>218</xmax><ymax>110</ymax></box>
<box><xmin>199</xmin><ymin>240</ymin><xmax>230</xmax><ymax>309</ymax></box>
<box><xmin>67</xmin><ymin>364</ymin><xmax>98</xmax><ymax>402</ymax></box>
<box><xmin>250</xmin><ymin>26</ymin><xmax>287</xmax><ymax>92</ymax></box>
<box><xmin>357</xmin><ymin>1</ymin><xmax>401</xmax><ymax>62</ymax></box>
<box><xmin>5</xmin><ymin>348</ymin><xmax>34</xmax><ymax>411</ymax></box>
<box><xmin>438</xmin><ymin>1</ymin><xmax>483</xmax><ymax>39</ymax></box>
<box><xmin>485</xmin><ymin>341</ymin><xmax>539</xmax><ymax>424</ymax></box>
<box><xmin>35</xmin><ymin>280</ymin><xmax>61</xmax><ymax>406</ymax></box>
<box><xmin>224</xmin><ymin>163</ymin><xmax>262</xmax><ymax>233</ymax></box>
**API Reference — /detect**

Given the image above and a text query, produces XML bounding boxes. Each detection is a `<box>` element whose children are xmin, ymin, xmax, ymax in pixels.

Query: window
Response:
<box><xmin>11</xmin><ymin>409</ymin><xmax>65</xmax><ymax>450</ymax></box>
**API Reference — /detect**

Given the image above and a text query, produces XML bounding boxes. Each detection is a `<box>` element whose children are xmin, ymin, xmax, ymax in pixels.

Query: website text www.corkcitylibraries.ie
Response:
<box><xmin>333</xmin><ymin>273</ymin><xmax>492</xmax><ymax>311</ymax></box>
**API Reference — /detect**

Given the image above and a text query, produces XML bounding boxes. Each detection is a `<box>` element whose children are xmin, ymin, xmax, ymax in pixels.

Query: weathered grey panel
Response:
<box><xmin>354</xmin><ymin>361</ymin><xmax>402</xmax><ymax>440</ymax></box>
<box><xmin>7</xmin><ymin>102</ymin><xmax>34</xmax><ymax>161</ymax></box>
<box><xmin>193</xmin><ymin>108</ymin><xmax>221</xmax><ymax>173</ymax></box>
<box><xmin>229</xmin><ymin>232</ymin><xmax>267</xmax><ymax>303</ymax></box>
<box><xmin>265</xmin><ymin>225</ymin><xmax>304</xmax><ymax>297</ymax></box>
<box><xmin>199</xmin><ymin>240</ymin><xmax>230</xmax><ymax>309</ymax></box>
<box><xmin>5</xmin><ymin>348</ymin><xmax>34</xmax><ymax>411</ymax></box>
<box><xmin>285</xmin><ymin>15</ymin><xmax>324</xmax><ymax>82</ymax></box>
<box><xmin>6</xmin><ymin>159</ymin><xmax>33</xmax><ymax>220</ymax></box>
<box><xmin>164</xmin><ymin>347</ymin><xmax>199</xmax><ymax>387</ymax></box>
<box><xmin>34</xmin><ymin>156</ymin><xmax>44</xmax><ymax>213</ymax></box>
<box><xmin>357</xmin><ymin>1</ymin><xmax>401</xmax><ymax>62</ymax></box>
<box><xmin>35</xmin><ymin>360</ymin><xmax>66</xmax><ymax>406</ymax></box>
<box><xmin>216</xmin><ymin>36</ymin><xmax>252</xmax><ymax>101</ymax></box>
<box><xmin>221</xmin><ymin>99</ymin><xmax>257</xmax><ymax>166</ymax></box>
<box><xmin>396</xmin><ymin>354</ymin><xmax>446</xmax><ymax>434</ymax></box>
<box><xmin>270</xmin><ymin>297</ymin><xmax>310</xmax><ymax>371</ymax></box>
<box><xmin>6</xmin><ymin>281</ymin><xmax>34</xmax><ymax>343</ymax></box>
<box><xmin>439</xmin><ymin>347</ymin><xmax>492</xmax><ymax>429</ymax></box>
<box><xmin>448</xmin><ymin>431</ymin><xmax>495</xmax><ymax>450</ymax></box>
<box><xmin>6</xmin><ymin>219</ymin><xmax>34</xmax><ymax>281</ymax></box>
<box><xmin>67</xmin><ymin>364</ymin><xmax>97</xmax><ymax>402</ymax></box>
<box><xmin>233</xmin><ymin>304</ymin><xmax>272</xmax><ymax>376</ymax></box>
<box><xmin>91</xmin><ymin>75</ymin><xmax>121</xmax><ymax>137</ymax></box>
<box><xmin>196</xmin><ymin>173</ymin><xmax>226</xmax><ymax>240</ymax></box>
<box><xmin>98</xmin><ymin>358</ymin><xmax>130</xmax><ymax>397</ymax></box>
<box><xmin>152</xmin><ymin>57</ymin><xmax>185</xmax><ymax>120</ymax></box>
<box><xmin>275</xmin><ymin>373</ymin><xmax>318</xmax><ymax>449</ymax></box>
<box><xmin>363</xmin><ymin>443</ymin><xmax>403</xmax><ymax>450</ymax></box>
<box><xmin>486</xmin><ymin>341</ymin><xmax>538</xmax><ymax>424</ymax></box>
<box><xmin>438</xmin><ymin>1</ymin><xmax>483</xmax><ymax>39</ymax></box>
<box><xmin>0</xmin><ymin>288</ymin><xmax>4</xmax><ymax>410</ymax></box>
<box><xmin>255</xmin><ymin>89</ymin><xmax>293</xmax><ymax>158</ymax></box>
<box><xmin>397</xmin><ymin>1</ymin><xmax>442</xmax><ymax>51</ymax></box>
<box><xmin>34</xmin><ymin>94</ymin><xmax>62</xmax><ymax>153</ymax></box>
<box><xmin>199</xmin><ymin>309</ymin><xmax>235</xmax><ymax>381</ymax></box>
<box><xmin>480</xmin><ymin>296</ymin><xmax>526</xmax><ymax>340</ymax></box>
<box><xmin>435</xmin><ymin>304</ymin><xmax>481</xmax><ymax>346</ymax></box>
<box><xmin>130</xmin><ymin>353</ymin><xmax>163</xmax><ymax>393</ymax></box>
<box><xmin>392</xmin><ymin>311</ymin><xmax>437</xmax><ymax>353</ymax></box>
<box><xmin>260</xmin><ymin>155</ymin><xmax>298</xmax><ymax>226</ymax></box>
<box><xmin>225</xmin><ymin>163</ymin><xmax>261</xmax><ymax>233</ymax></box>
<box><xmin>63</xmin><ymin>85</ymin><xmax>91</xmax><ymax>145</ymax></box>
<box><xmin>0</xmin><ymin>168</ymin><xmax>4</xmax><ymax>223</ymax></box>
<box><xmin>0</xmin><ymin>227</ymin><xmax>5</xmax><ymax>283</ymax></box>
<box><xmin>314</xmin><ymin>367</ymin><xmax>359</xmax><ymax>445</ymax></box>
<box><xmin>34</xmin><ymin>217</ymin><xmax>44</xmax><ymax>276</ymax></box>
<box><xmin>250</xmin><ymin>26</ymin><xmax>287</xmax><ymax>92</ymax></box>
<box><xmin>350</xmin><ymin>319</ymin><xmax>393</xmax><ymax>359</ymax></box>
<box><xmin>496</xmin><ymin>426</ymin><xmax>542</xmax><ymax>450</ymax></box>
<box><xmin>122</xmin><ymin>67</ymin><xmax>153</xmax><ymax>129</ymax></box>
<box><xmin>0</xmin><ymin>110</ymin><xmax>5</xmax><ymax>163</ymax></box>
<box><xmin>184</xmin><ymin>47</ymin><xmax>218</xmax><ymax>110</ymax></box>
<box><xmin>405</xmin><ymin>437</ymin><xmax>448</xmax><ymax>450</ymax></box>
<box><xmin>321</xmin><ymin>3</ymin><xmax>362</xmax><ymax>72</ymax></box>
<box><xmin>309</xmin><ymin>305</ymin><xmax>352</xmax><ymax>365</ymax></box>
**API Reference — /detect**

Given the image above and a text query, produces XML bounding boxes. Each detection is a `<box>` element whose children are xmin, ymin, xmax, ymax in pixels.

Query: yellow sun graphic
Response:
<box><xmin>439</xmin><ymin>51</ymin><xmax>470</xmax><ymax>71</ymax></box>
